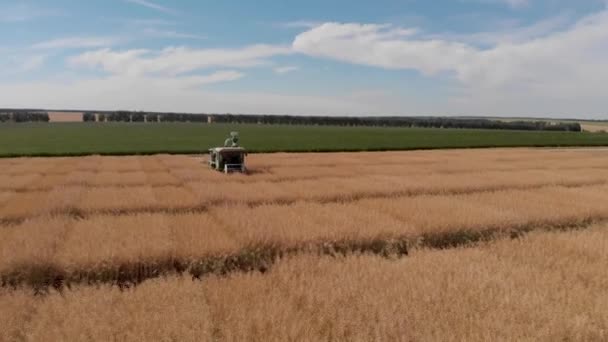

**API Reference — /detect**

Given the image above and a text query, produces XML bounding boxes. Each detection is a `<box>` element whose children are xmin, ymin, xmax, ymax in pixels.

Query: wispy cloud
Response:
<box><xmin>276</xmin><ymin>20</ymin><xmax>322</xmax><ymax>29</ymax></box>
<box><xmin>17</xmin><ymin>55</ymin><xmax>48</xmax><ymax>72</ymax></box>
<box><xmin>69</xmin><ymin>45</ymin><xmax>292</xmax><ymax>77</ymax></box>
<box><xmin>462</xmin><ymin>0</ymin><xmax>530</xmax><ymax>9</ymax></box>
<box><xmin>162</xmin><ymin>70</ymin><xmax>245</xmax><ymax>88</ymax></box>
<box><xmin>124</xmin><ymin>0</ymin><xmax>177</xmax><ymax>15</ymax></box>
<box><xmin>0</xmin><ymin>4</ymin><xmax>65</xmax><ymax>23</ymax></box>
<box><xmin>1</xmin><ymin>54</ymin><xmax>48</xmax><ymax>75</ymax></box>
<box><xmin>124</xmin><ymin>18</ymin><xmax>176</xmax><ymax>27</ymax></box>
<box><xmin>431</xmin><ymin>13</ymin><xmax>573</xmax><ymax>45</ymax></box>
<box><xmin>274</xmin><ymin>66</ymin><xmax>299</xmax><ymax>74</ymax></box>
<box><xmin>0</xmin><ymin>77</ymin><xmax>381</xmax><ymax>115</ymax></box>
<box><xmin>32</xmin><ymin>37</ymin><xmax>119</xmax><ymax>50</ymax></box>
<box><xmin>292</xmin><ymin>11</ymin><xmax>608</xmax><ymax>115</ymax></box>
<box><xmin>142</xmin><ymin>28</ymin><xmax>206</xmax><ymax>40</ymax></box>
<box><xmin>115</xmin><ymin>17</ymin><xmax>203</xmax><ymax>41</ymax></box>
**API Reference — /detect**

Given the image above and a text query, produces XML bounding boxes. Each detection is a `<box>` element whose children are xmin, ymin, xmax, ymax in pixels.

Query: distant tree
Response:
<box><xmin>13</xmin><ymin>112</ymin><xmax>28</xmax><ymax>122</ymax></box>
<box><xmin>105</xmin><ymin>112</ymin><xmax>116</xmax><ymax>122</ymax></box>
<box><xmin>117</xmin><ymin>111</ymin><xmax>131</xmax><ymax>122</ymax></box>
<box><xmin>159</xmin><ymin>113</ymin><xmax>177</xmax><ymax>122</ymax></box>
<box><xmin>106</xmin><ymin>111</ymin><xmax>131</xmax><ymax>122</ymax></box>
<box><xmin>146</xmin><ymin>113</ymin><xmax>159</xmax><ymax>123</ymax></box>
<box><xmin>12</xmin><ymin>112</ymin><xmax>49</xmax><ymax>122</ymax></box>
<box><xmin>131</xmin><ymin>112</ymin><xmax>145</xmax><ymax>122</ymax></box>
<box><xmin>192</xmin><ymin>114</ymin><xmax>207</xmax><ymax>122</ymax></box>
<box><xmin>83</xmin><ymin>113</ymin><xmax>96</xmax><ymax>122</ymax></box>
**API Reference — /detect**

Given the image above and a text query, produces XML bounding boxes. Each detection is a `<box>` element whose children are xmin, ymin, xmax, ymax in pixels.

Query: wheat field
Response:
<box><xmin>1</xmin><ymin>148</ymin><xmax>608</xmax><ymax>340</ymax></box>
<box><xmin>2</xmin><ymin>225</ymin><xmax>608</xmax><ymax>341</ymax></box>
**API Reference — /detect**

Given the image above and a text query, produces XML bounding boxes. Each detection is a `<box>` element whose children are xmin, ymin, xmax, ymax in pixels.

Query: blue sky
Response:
<box><xmin>1</xmin><ymin>0</ymin><xmax>607</xmax><ymax>118</ymax></box>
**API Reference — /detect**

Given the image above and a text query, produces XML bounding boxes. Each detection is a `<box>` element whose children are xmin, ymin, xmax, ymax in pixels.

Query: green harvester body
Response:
<box><xmin>208</xmin><ymin>132</ymin><xmax>247</xmax><ymax>173</ymax></box>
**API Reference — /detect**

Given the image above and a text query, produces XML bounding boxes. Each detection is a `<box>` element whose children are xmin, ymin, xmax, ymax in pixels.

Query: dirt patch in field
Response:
<box><xmin>48</xmin><ymin>112</ymin><xmax>83</xmax><ymax>122</ymax></box>
<box><xmin>582</xmin><ymin>123</ymin><xmax>608</xmax><ymax>133</ymax></box>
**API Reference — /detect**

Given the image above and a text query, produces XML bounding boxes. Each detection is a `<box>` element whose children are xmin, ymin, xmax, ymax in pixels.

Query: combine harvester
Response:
<box><xmin>208</xmin><ymin>132</ymin><xmax>247</xmax><ymax>173</ymax></box>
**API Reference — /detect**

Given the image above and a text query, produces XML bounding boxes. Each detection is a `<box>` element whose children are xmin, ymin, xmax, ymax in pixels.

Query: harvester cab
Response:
<box><xmin>208</xmin><ymin>132</ymin><xmax>247</xmax><ymax>173</ymax></box>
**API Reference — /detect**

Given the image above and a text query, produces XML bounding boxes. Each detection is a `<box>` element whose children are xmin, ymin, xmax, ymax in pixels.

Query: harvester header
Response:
<box><xmin>209</xmin><ymin>132</ymin><xmax>247</xmax><ymax>173</ymax></box>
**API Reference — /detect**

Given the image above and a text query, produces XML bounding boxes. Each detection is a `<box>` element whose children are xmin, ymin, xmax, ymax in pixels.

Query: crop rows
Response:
<box><xmin>1</xmin><ymin>150</ymin><xmax>608</xmax><ymax>272</ymax></box>
<box><xmin>4</xmin><ymin>123</ymin><xmax>608</xmax><ymax>157</ymax></box>
<box><xmin>2</xmin><ymin>225</ymin><xmax>607</xmax><ymax>341</ymax></box>
<box><xmin>2</xmin><ymin>183</ymin><xmax>608</xmax><ymax>288</ymax></box>
<box><xmin>1</xmin><ymin>166</ymin><xmax>608</xmax><ymax>221</ymax></box>
<box><xmin>2</xmin><ymin>148</ymin><xmax>608</xmax><ymax>340</ymax></box>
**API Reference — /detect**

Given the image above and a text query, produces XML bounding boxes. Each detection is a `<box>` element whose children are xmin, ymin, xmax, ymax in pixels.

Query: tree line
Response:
<box><xmin>1</xmin><ymin>109</ymin><xmax>583</xmax><ymax>132</ymax></box>
<box><xmin>84</xmin><ymin>111</ymin><xmax>583</xmax><ymax>131</ymax></box>
<box><xmin>210</xmin><ymin>114</ymin><xmax>582</xmax><ymax>132</ymax></box>
<box><xmin>86</xmin><ymin>111</ymin><xmax>207</xmax><ymax>123</ymax></box>
<box><xmin>0</xmin><ymin>112</ymin><xmax>49</xmax><ymax>122</ymax></box>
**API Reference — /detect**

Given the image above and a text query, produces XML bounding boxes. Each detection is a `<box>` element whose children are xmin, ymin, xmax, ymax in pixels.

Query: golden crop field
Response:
<box><xmin>1</xmin><ymin>147</ymin><xmax>608</xmax><ymax>341</ymax></box>
<box><xmin>3</xmin><ymin>226</ymin><xmax>607</xmax><ymax>341</ymax></box>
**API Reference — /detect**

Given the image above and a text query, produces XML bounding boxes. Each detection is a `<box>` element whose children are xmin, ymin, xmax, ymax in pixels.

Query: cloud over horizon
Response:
<box><xmin>68</xmin><ymin>45</ymin><xmax>292</xmax><ymax>77</ymax></box>
<box><xmin>1</xmin><ymin>0</ymin><xmax>607</xmax><ymax>118</ymax></box>
<box><xmin>292</xmin><ymin>11</ymin><xmax>608</xmax><ymax>117</ymax></box>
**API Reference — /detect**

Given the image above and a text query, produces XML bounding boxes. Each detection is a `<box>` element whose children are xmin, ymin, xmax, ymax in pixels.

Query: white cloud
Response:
<box><xmin>93</xmin><ymin>71</ymin><xmax>245</xmax><ymax>90</ymax></box>
<box><xmin>69</xmin><ymin>45</ymin><xmax>292</xmax><ymax>77</ymax></box>
<box><xmin>124</xmin><ymin>0</ymin><xmax>177</xmax><ymax>15</ymax></box>
<box><xmin>164</xmin><ymin>70</ymin><xmax>245</xmax><ymax>87</ymax></box>
<box><xmin>1</xmin><ymin>54</ymin><xmax>48</xmax><ymax>74</ymax></box>
<box><xmin>17</xmin><ymin>55</ymin><xmax>48</xmax><ymax>72</ymax></box>
<box><xmin>274</xmin><ymin>66</ymin><xmax>299</xmax><ymax>74</ymax></box>
<box><xmin>3</xmin><ymin>5</ymin><xmax>608</xmax><ymax>118</ymax></box>
<box><xmin>0</xmin><ymin>77</ymin><xmax>381</xmax><ymax>115</ymax></box>
<box><xmin>292</xmin><ymin>13</ymin><xmax>608</xmax><ymax>117</ymax></box>
<box><xmin>293</xmin><ymin>23</ymin><xmax>465</xmax><ymax>75</ymax></box>
<box><xmin>69</xmin><ymin>49</ymin><xmax>149</xmax><ymax>76</ymax></box>
<box><xmin>32</xmin><ymin>37</ymin><xmax>119</xmax><ymax>50</ymax></box>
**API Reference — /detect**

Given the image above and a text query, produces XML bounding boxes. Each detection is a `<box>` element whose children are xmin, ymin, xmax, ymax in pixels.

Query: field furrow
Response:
<box><xmin>2</xmin><ymin>183</ymin><xmax>608</xmax><ymax>289</ymax></box>
<box><xmin>2</xmin><ymin>2</ymin><xmax>608</xmax><ymax>333</ymax></box>
<box><xmin>2</xmin><ymin>226</ymin><xmax>608</xmax><ymax>341</ymax></box>
<box><xmin>1</xmin><ymin>169</ymin><xmax>608</xmax><ymax>223</ymax></box>
<box><xmin>2</xmin><ymin>148</ymin><xmax>608</xmax><ymax>340</ymax></box>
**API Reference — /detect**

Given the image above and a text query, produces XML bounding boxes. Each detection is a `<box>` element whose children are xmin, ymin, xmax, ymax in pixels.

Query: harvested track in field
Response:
<box><xmin>1</xmin><ymin>237</ymin><xmax>409</xmax><ymax>292</ymax></box>
<box><xmin>1</xmin><ymin>180</ymin><xmax>606</xmax><ymax>227</ymax></box>
<box><xmin>3</xmin><ymin>150</ymin><xmax>608</xmax><ymax>341</ymax></box>
<box><xmin>0</xmin><ymin>205</ymin><xmax>207</xmax><ymax>226</ymax></box>
<box><xmin>3</xmin><ymin>164</ymin><xmax>608</xmax><ymax>192</ymax></box>
<box><xmin>2</xmin><ymin>150</ymin><xmax>608</xmax><ymax>291</ymax></box>
<box><xmin>2</xmin><ymin>216</ymin><xmax>605</xmax><ymax>292</ymax></box>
